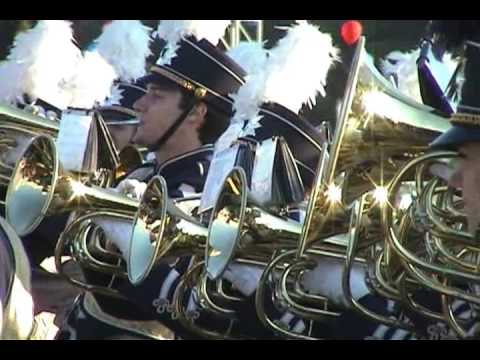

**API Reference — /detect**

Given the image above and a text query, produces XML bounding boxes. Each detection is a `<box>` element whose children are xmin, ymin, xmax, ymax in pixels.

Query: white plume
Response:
<box><xmin>381</xmin><ymin>49</ymin><xmax>458</xmax><ymax>103</ymax></box>
<box><xmin>229</xmin><ymin>70</ymin><xmax>268</xmax><ymax>125</ymax></box>
<box><xmin>102</xmin><ymin>83</ymin><xmax>125</xmax><ymax>107</ymax></box>
<box><xmin>0</xmin><ymin>20</ymin><xmax>82</xmax><ymax>109</ymax></box>
<box><xmin>380</xmin><ymin>50</ymin><xmax>422</xmax><ymax>101</ymax></box>
<box><xmin>230</xmin><ymin>21</ymin><xmax>338</xmax><ymax>122</ymax></box>
<box><xmin>226</xmin><ymin>41</ymin><xmax>268</xmax><ymax>75</ymax></box>
<box><xmin>217</xmin><ymin>22</ymin><xmax>338</xmax><ymax>152</ymax></box>
<box><xmin>263</xmin><ymin>20</ymin><xmax>339</xmax><ymax>113</ymax></box>
<box><xmin>95</xmin><ymin>20</ymin><xmax>152</xmax><ymax>82</ymax></box>
<box><xmin>228</xmin><ymin>42</ymin><xmax>268</xmax><ymax>123</ymax></box>
<box><xmin>222</xmin><ymin>41</ymin><xmax>268</xmax><ymax>142</ymax></box>
<box><xmin>62</xmin><ymin>51</ymin><xmax>117</xmax><ymax>109</ymax></box>
<box><xmin>156</xmin><ymin>20</ymin><xmax>231</xmax><ymax>65</ymax></box>
<box><xmin>0</xmin><ymin>59</ymin><xmax>25</xmax><ymax>105</ymax></box>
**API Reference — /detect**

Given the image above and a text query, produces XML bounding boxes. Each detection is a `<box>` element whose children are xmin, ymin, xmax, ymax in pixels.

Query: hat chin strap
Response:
<box><xmin>147</xmin><ymin>98</ymin><xmax>198</xmax><ymax>153</ymax></box>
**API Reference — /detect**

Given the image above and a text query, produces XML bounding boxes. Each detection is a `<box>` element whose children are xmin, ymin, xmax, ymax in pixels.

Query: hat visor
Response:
<box><xmin>430</xmin><ymin>125</ymin><xmax>480</xmax><ymax>150</ymax></box>
<box><xmin>136</xmin><ymin>73</ymin><xmax>164</xmax><ymax>87</ymax></box>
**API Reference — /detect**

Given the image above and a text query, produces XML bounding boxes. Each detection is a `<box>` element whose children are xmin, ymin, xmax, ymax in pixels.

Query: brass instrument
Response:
<box><xmin>0</xmin><ymin>103</ymin><xmax>59</xmax><ymax>206</ymax></box>
<box><xmin>55</xmin><ymin>186</ymin><xmax>208</xmax><ymax>297</ymax></box>
<box><xmin>4</xmin><ymin>134</ymin><xmax>140</xmax><ymax>296</ymax></box>
<box><xmin>204</xmin><ymin>166</ymin><xmax>360</xmax><ymax>338</ymax></box>
<box><xmin>382</xmin><ymin>150</ymin><xmax>480</xmax><ymax>337</ymax></box>
<box><xmin>1</xmin><ymin>103</ymin><xmax>143</xmax><ymax>205</ymax></box>
<box><xmin>206</xmin><ymin>166</ymin><xmax>304</xmax><ymax>280</ymax></box>
<box><xmin>299</xmin><ymin>36</ymin><xmax>451</xmax><ymax>257</ymax></box>
<box><xmin>128</xmin><ymin>175</ymin><xmax>208</xmax><ymax>285</ymax></box>
<box><xmin>203</xmin><ymin>37</ymin><xmax>453</xmax><ymax>336</ymax></box>
<box><xmin>205</xmin><ymin>35</ymin><xmax>450</xmax><ymax>281</ymax></box>
<box><xmin>5</xmin><ymin>135</ymin><xmax>139</xmax><ymax>237</ymax></box>
<box><xmin>261</xmin><ymin>36</ymin><xmax>453</xmax><ymax>330</ymax></box>
<box><xmin>1</xmin><ymin>101</ymin><xmax>144</xmax><ymax>299</ymax></box>
<box><xmin>5</xmin><ymin>134</ymin><xmax>207</xmax><ymax>297</ymax></box>
<box><xmin>171</xmin><ymin>258</ymin><xmax>250</xmax><ymax>340</ymax></box>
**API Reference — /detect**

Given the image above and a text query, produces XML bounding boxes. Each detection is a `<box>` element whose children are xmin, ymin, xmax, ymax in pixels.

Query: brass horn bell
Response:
<box><xmin>5</xmin><ymin>134</ymin><xmax>139</xmax><ymax>237</ymax></box>
<box><xmin>299</xmin><ymin>36</ymin><xmax>452</xmax><ymax>255</ymax></box>
<box><xmin>0</xmin><ymin>103</ymin><xmax>59</xmax><ymax>206</ymax></box>
<box><xmin>128</xmin><ymin>175</ymin><xmax>208</xmax><ymax>285</ymax></box>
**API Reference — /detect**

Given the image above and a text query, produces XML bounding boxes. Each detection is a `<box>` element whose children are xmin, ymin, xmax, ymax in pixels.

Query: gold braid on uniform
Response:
<box><xmin>451</xmin><ymin>112</ymin><xmax>480</xmax><ymax>127</ymax></box>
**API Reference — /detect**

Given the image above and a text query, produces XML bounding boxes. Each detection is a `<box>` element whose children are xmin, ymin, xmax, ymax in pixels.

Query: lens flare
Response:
<box><xmin>373</xmin><ymin>186</ymin><xmax>388</xmax><ymax>205</ymax></box>
<box><xmin>326</xmin><ymin>183</ymin><xmax>342</xmax><ymax>203</ymax></box>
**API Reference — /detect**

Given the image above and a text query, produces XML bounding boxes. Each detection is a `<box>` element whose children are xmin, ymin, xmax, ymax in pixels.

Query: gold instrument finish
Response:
<box><xmin>128</xmin><ymin>175</ymin><xmax>207</xmax><ymax>285</ymax></box>
<box><xmin>206</xmin><ymin>167</ymin><xmax>248</xmax><ymax>280</ymax></box>
<box><xmin>383</xmin><ymin>150</ymin><xmax>480</xmax><ymax>314</ymax></box>
<box><xmin>0</xmin><ymin>104</ymin><xmax>141</xmax><ymax>214</ymax></box>
<box><xmin>205</xmin><ymin>166</ymin><xmax>310</xmax><ymax>280</ymax></box>
<box><xmin>0</xmin><ymin>103</ymin><xmax>59</xmax><ymax>194</ymax></box>
<box><xmin>115</xmin><ymin>145</ymin><xmax>145</xmax><ymax>180</ymax></box>
<box><xmin>6</xmin><ymin>135</ymin><xmax>139</xmax><ymax>237</ymax></box>
<box><xmin>299</xmin><ymin>37</ymin><xmax>452</xmax><ymax>254</ymax></box>
<box><xmin>0</xmin><ymin>103</ymin><xmax>59</xmax><ymax>134</ymax></box>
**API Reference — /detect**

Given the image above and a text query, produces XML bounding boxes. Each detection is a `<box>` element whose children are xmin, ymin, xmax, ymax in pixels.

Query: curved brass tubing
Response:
<box><xmin>343</xmin><ymin>195</ymin><xmax>416</xmax><ymax>331</ymax></box>
<box><xmin>54</xmin><ymin>211</ymin><xmax>129</xmax><ymax>300</ymax></box>
<box><xmin>171</xmin><ymin>260</ymin><xmax>243</xmax><ymax>340</ymax></box>
<box><xmin>255</xmin><ymin>250</ymin><xmax>321</xmax><ymax>340</ymax></box>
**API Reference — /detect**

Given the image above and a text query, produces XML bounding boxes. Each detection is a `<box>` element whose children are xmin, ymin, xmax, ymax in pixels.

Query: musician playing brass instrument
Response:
<box><xmin>55</xmin><ymin>20</ymin><xmax>250</xmax><ymax>340</ymax></box>
<box><xmin>329</xmin><ymin>20</ymin><xmax>480</xmax><ymax>340</ymax></box>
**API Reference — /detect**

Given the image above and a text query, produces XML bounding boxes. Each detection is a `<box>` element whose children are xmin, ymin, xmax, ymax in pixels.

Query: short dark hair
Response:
<box><xmin>147</xmin><ymin>76</ymin><xmax>230</xmax><ymax>145</ymax></box>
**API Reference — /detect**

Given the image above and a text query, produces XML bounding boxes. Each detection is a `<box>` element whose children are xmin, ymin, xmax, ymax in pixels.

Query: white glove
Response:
<box><xmin>429</xmin><ymin>162</ymin><xmax>454</xmax><ymax>182</ymax></box>
<box><xmin>300</xmin><ymin>257</ymin><xmax>370</xmax><ymax>308</ymax></box>
<box><xmin>115</xmin><ymin>179</ymin><xmax>147</xmax><ymax>200</ymax></box>
<box><xmin>222</xmin><ymin>263</ymin><xmax>264</xmax><ymax>297</ymax></box>
<box><xmin>145</xmin><ymin>152</ymin><xmax>156</xmax><ymax>162</ymax></box>
<box><xmin>93</xmin><ymin>217</ymin><xmax>133</xmax><ymax>261</ymax></box>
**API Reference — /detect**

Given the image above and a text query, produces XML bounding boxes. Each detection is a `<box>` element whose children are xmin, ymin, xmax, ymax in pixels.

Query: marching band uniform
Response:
<box><xmin>329</xmin><ymin>20</ymin><xmax>480</xmax><ymax>340</ymax></box>
<box><xmin>57</xmin><ymin>21</ymin><xmax>250</xmax><ymax>340</ymax></box>
<box><xmin>57</xmin><ymin>21</ymin><xmax>334</xmax><ymax>341</ymax></box>
<box><xmin>6</xmin><ymin>19</ymin><xmax>480</xmax><ymax>341</ymax></box>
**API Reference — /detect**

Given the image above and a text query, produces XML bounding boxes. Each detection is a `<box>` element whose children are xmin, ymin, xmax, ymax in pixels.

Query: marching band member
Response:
<box><xmin>202</xmin><ymin>20</ymin><xmax>342</xmax><ymax>338</ymax></box>
<box><xmin>0</xmin><ymin>20</ymin><xmax>151</xmax><ymax>336</ymax></box>
<box><xmin>56</xmin><ymin>20</ymin><xmax>249</xmax><ymax>340</ymax></box>
<box><xmin>330</xmin><ymin>20</ymin><xmax>480</xmax><ymax>340</ymax></box>
<box><xmin>57</xmin><ymin>20</ymin><xmax>345</xmax><ymax>340</ymax></box>
<box><xmin>0</xmin><ymin>20</ymin><xmax>84</xmax><ymax>339</ymax></box>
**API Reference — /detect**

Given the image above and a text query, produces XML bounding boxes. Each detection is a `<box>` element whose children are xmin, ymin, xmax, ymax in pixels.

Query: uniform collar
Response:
<box><xmin>156</xmin><ymin>145</ymin><xmax>214</xmax><ymax>178</ymax></box>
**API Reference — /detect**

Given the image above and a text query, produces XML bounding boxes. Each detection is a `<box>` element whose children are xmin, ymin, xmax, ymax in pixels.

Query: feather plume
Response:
<box><xmin>217</xmin><ymin>21</ymin><xmax>338</xmax><ymax>151</ymax></box>
<box><xmin>215</xmin><ymin>42</ymin><xmax>268</xmax><ymax>151</ymax></box>
<box><xmin>0</xmin><ymin>20</ymin><xmax>82</xmax><ymax>109</ymax></box>
<box><xmin>0</xmin><ymin>59</ymin><xmax>25</xmax><ymax>105</ymax></box>
<box><xmin>62</xmin><ymin>51</ymin><xmax>117</xmax><ymax>109</ymax></box>
<box><xmin>381</xmin><ymin>50</ymin><xmax>422</xmax><ymax>101</ymax></box>
<box><xmin>156</xmin><ymin>20</ymin><xmax>231</xmax><ymax>65</ymax></box>
<box><xmin>262</xmin><ymin>20</ymin><xmax>339</xmax><ymax>113</ymax></box>
<box><xmin>102</xmin><ymin>83</ymin><xmax>124</xmax><ymax>107</ymax></box>
<box><xmin>230</xmin><ymin>20</ymin><xmax>338</xmax><ymax>122</ymax></box>
<box><xmin>95</xmin><ymin>20</ymin><xmax>152</xmax><ymax>82</ymax></box>
<box><xmin>226</xmin><ymin>41</ymin><xmax>268</xmax><ymax>74</ymax></box>
<box><xmin>381</xmin><ymin>48</ymin><xmax>458</xmax><ymax>102</ymax></box>
<box><xmin>228</xmin><ymin>42</ymin><xmax>268</xmax><ymax>123</ymax></box>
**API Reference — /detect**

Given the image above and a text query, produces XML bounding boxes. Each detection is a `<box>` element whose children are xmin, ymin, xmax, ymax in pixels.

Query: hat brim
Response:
<box><xmin>136</xmin><ymin>73</ymin><xmax>164</xmax><ymax>87</ymax></box>
<box><xmin>430</xmin><ymin>124</ymin><xmax>480</xmax><ymax>150</ymax></box>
